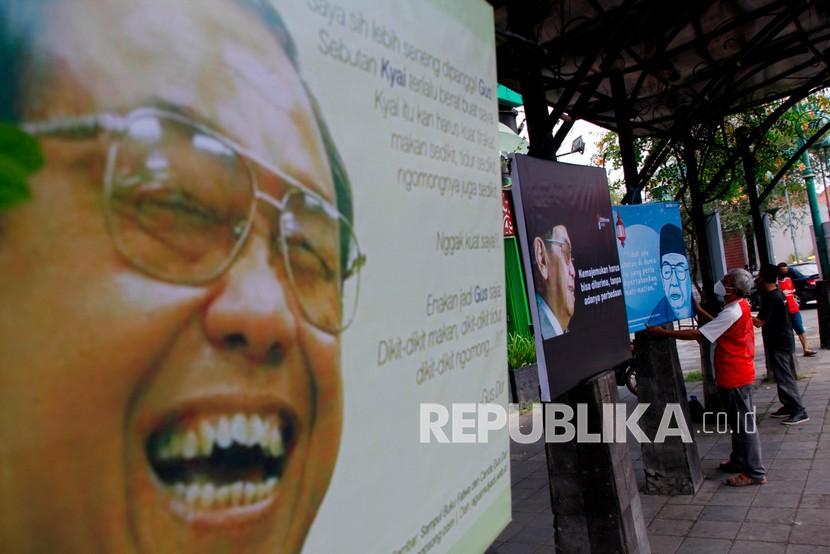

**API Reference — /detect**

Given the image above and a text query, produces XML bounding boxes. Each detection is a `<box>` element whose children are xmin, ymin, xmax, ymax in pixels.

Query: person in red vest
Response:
<box><xmin>648</xmin><ymin>268</ymin><xmax>767</xmax><ymax>486</ymax></box>
<box><xmin>778</xmin><ymin>262</ymin><xmax>817</xmax><ymax>357</ymax></box>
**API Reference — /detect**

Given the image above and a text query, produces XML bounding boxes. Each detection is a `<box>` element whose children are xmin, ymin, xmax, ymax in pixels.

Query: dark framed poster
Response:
<box><xmin>511</xmin><ymin>155</ymin><xmax>631</xmax><ymax>399</ymax></box>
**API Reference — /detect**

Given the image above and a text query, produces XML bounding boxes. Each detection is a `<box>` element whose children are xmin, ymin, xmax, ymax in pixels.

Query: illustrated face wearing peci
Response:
<box><xmin>0</xmin><ymin>0</ymin><xmax>362</xmax><ymax>552</ymax></box>
<box><xmin>661</xmin><ymin>253</ymin><xmax>689</xmax><ymax>313</ymax></box>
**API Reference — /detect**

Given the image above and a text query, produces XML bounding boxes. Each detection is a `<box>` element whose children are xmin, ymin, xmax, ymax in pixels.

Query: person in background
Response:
<box><xmin>778</xmin><ymin>262</ymin><xmax>817</xmax><ymax>357</ymax></box>
<box><xmin>647</xmin><ymin>268</ymin><xmax>767</xmax><ymax>486</ymax></box>
<box><xmin>754</xmin><ymin>265</ymin><xmax>810</xmax><ymax>425</ymax></box>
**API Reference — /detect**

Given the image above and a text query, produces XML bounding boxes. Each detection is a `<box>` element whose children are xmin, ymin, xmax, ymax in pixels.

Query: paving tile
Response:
<box><xmin>809</xmin><ymin>468</ymin><xmax>830</xmax><ymax>480</ymax></box>
<box><xmin>762</xmin><ymin>480</ymin><xmax>807</xmax><ymax>494</ymax></box>
<box><xmin>795</xmin><ymin>509</ymin><xmax>830</xmax><ymax>526</ymax></box>
<box><xmin>687</xmin><ymin>519</ymin><xmax>740</xmax><ymax>540</ymax></box>
<box><xmin>700</xmin><ymin>504</ymin><xmax>749</xmax><ymax>522</ymax></box>
<box><xmin>767</xmin><ymin>468</ymin><xmax>810</xmax><ymax>481</ymax></box>
<box><xmin>730</xmin><ymin>540</ymin><xmax>787</xmax><ymax>554</ymax></box>
<box><xmin>492</xmin><ymin>542</ymin><xmax>548</xmax><ymax>554</ymax></box>
<box><xmin>790</xmin><ymin>524</ymin><xmax>830</xmax><ymax>547</ymax></box>
<box><xmin>737</xmin><ymin>522</ymin><xmax>793</xmax><ymax>543</ymax></box>
<box><xmin>753</xmin><ymin>492</ymin><xmax>801</xmax><ymax>508</ymax></box>
<box><xmin>771</xmin><ymin>459</ymin><xmax>812</xmax><ymax>470</ymax></box>
<box><xmin>648</xmin><ymin>518</ymin><xmax>694</xmax><ymax>537</ymax></box>
<box><xmin>710</xmin><ymin>491</ymin><xmax>757</xmax><ymax>507</ymax></box>
<box><xmin>745</xmin><ymin>507</ymin><xmax>797</xmax><ymax>524</ymax></box>
<box><xmin>805</xmin><ymin>480</ymin><xmax>830</xmax><ymax>494</ymax></box>
<box><xmin>776</xmin><ymin>450</ymin><xmax>817</xmax><ymax>460</ymax></box>
<box><xmin>504</xmin><ymin>524</ymin><xmax>555</xmax><ymax>545</ymax></box>
<box><xmin>801</xmin><ymin>494</ymin><xmax>830</xmax><ymax>509</ymax></box>
<box><xmin>509</xmin><ymin>512</ymin><xmax>555</xmax><ymax>529</ymax></box>
<box><xmin>658</xmin><ymin>504</ymin><xmax>705</xmax><ymax>521</ymax></box>
<box><xmin>699</xmin><ymin>479</ymin><xmax>723</xmax><ymax>493</ymax></box>
<box><xmin>648</xmin><ymin>533</ymin><xmax>684</xmax><ymax>554</ymax></box>
<box><xmin>668</xmin><ymin>494</ymin><xmax>699</xmax><ymax>505</ymax></box>
<box><xmin>494</xmin><ymin>520</ymin><xmax>526</xmax><ymax>543</ymax></box>
<box><xmin>785</xmin><ymin>545</ymin><xmax>830</xmax><ymax>553</ymax></box>
<box><xmin>676</xmin><ymin>537</ymin><xmax>732</xmax><ymax>554</ymax></box>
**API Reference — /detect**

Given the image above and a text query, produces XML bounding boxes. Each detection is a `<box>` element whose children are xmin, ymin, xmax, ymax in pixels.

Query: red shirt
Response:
<box><xmin>699</xmin><ymin>299</ymin><xmax>756</xmax><ymax>388</ymax></box>
<box><xmin>778</xmin><ymin>276</ymin><xmax>799</xmax><ymax>314</ymax></box>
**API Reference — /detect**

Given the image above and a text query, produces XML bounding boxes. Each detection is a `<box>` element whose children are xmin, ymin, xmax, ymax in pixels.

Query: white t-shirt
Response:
<box><xmin>699</xmin><ymin>300</ymin><xmax>743</xmax><ymax>343</ymax></box>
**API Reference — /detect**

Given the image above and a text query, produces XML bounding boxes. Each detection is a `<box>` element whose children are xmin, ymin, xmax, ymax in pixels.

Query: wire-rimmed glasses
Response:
<box><xmin>544</xmin><ymin>238</ymin><xmax>575</xmax><ymax>265</ymax></box>
<box><xmin>23</xmin><ymin>107</ymin><xmax>364</xmax><ymax>333</ymax></box>
<box><xmin>661</xmin><ymin>262</ymin><xmax>688</xmax><ymax>282</ymax></box>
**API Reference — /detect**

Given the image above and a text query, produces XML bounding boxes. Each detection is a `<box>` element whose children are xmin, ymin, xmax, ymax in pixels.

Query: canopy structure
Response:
<box><xmin>490</xmin><ymin>0</ymin><xmax>830</xmax><ymax>404</ymax></box>
<box><xmin>489</xmin><ymin>0</ymin><xmax>830</xmax><ymax>148</ymax></box>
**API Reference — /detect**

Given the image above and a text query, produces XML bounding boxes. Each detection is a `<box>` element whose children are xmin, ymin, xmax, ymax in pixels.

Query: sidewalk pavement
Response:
<box><xmin>488</xmin><ymin>307</ymin><xmax>830</xmax><ymax>553</ymax></box>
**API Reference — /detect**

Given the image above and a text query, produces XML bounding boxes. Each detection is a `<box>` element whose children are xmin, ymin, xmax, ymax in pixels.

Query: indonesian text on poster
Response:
<box><xmin>614</xmin><ymin>203</ymin><xmax>692</xmax><ymax>332</ymax></box>
<box><xmin>511</xmin><ymin>155</ymin><xmax>631</xmax><ymax>399</ymax></box>
<box><xmin>0</xmin><ymin>0</ymin><xmax>508</xmax><ymax>553</ymax></box>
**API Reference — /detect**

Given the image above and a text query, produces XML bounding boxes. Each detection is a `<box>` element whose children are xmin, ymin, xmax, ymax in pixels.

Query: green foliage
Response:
<box><xmin>684</xmin><ymin>370</ymin><xmax>703</xmax><ymax>382</ymax></box>
<box><xmin>507</xmin><ymin>333</ymin><xmax>536</xmax><ymax>369</ymax></box>
<box><xmin>592</xmin><ymin>91</ymin><xmax>830</xmax><ymax>288</ymax></box>
<box><xmin>592</xmin><ymin>91</ymin><xmax>830</xmax><ymax>234</ymax></box>
<box><xmin>0</xmin><ymin>123</ymin><xmax>43</xmax><ymax>210</ymax></box>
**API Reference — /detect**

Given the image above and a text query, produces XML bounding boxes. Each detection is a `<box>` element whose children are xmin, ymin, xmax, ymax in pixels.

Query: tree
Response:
<box><xmin>592</xmin><ymin>91</ymin><xmax>830</xmax><ymax>281</ymax></box>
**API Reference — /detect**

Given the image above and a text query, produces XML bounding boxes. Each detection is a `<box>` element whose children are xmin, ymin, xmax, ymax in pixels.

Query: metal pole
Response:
<box><xmin>785</xmin><ymin>187</ymin><xmax>800</xmax><ymax>262</ymax></box>
<box><xmin>794</xmin><ymin>104</ymin><xmax>830</xmax><ymax>277</ymax></box>
<box><xmin>820</xmin><ymin>148</ymin><xmax>830</xmax><ymax>218</ymax></box>
<box><xmin>796</xmin><ymin>104</ymin><xmax>830</xmax><ymax>349</ymax></box>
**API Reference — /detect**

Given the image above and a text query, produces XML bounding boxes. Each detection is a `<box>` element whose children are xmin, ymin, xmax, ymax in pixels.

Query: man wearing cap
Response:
<box><xmin>648</xmin><ymin>223</ymin><xmax>692</xmax><ymax>325</ymax></box>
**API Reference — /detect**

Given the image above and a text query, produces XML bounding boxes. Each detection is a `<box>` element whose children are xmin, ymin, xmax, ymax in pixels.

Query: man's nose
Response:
<box><xmin>204</xmin><ymin>234</ymin><xmax>296</xmax><ymax>365</ymax></box>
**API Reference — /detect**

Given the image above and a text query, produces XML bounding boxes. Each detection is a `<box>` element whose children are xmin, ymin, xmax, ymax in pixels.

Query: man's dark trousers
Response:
<box><xmin>718</xmin><ymin>385</ymin><xmax>766</xmax><ymax>479</ymax></box>
<box><xmin>765</xmin><ymin>348</ymin><xmax>807</xmax><ymax>417</ymax></box>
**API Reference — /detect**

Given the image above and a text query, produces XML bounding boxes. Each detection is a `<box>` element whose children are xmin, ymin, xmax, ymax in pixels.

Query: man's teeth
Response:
<box><xmin>157</xmin><ymin>414</ymin><xmax>284</xmax><ymax>460</ymax></box>
<box><xmin>172</xmin><ymin>479</ymin><xmax>278</xmax><ymax>509</ymax></box>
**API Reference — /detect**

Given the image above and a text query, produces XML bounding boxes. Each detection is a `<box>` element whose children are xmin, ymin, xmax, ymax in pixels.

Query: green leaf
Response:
<box><xmin>0</xmin><ymin>123</ymin><xmax>43</xmax><ymax>210</ymax></box>
<box><xmin>0</xmin><ymin>155</ymin><xmax>32</xmax><ymax>209</ymax></box>
<box><xmin>0</xmin><ymin>123</ymin><xmax>43</xmax><ymax>174</ymax></box>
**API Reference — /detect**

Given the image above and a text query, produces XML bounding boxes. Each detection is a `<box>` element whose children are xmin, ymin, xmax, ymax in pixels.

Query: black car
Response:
<box><xmin>786</xmin><ymin>262</ymin><xmax>820</xmax><ymax>308</ymax></box>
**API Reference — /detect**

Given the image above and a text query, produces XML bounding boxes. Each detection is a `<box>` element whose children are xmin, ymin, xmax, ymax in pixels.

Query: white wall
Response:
<box><xmin>769</xmin><ymin>205</ymin><xmax>820</xmax><ymax>263</ymax></box>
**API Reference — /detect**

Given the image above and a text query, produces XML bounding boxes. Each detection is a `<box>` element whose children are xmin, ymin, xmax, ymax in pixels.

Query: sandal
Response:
<box><xmin>724</xmin><ymin>473</ymin><xmax>767</xmax><ymax>487</ymax></box>
<box><xmin>804</xmin><ymin>350</ymin><xmax>817</xmax><ymax>357</ymax></box>
<box><xmin>718</xmin><ymin>460</ymin><xmax>743</xmax><ymax>473</ymax></box>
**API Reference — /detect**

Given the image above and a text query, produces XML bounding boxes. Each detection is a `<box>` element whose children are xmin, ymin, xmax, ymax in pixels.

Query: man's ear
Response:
<box><xmin>534</xmin><ymin>237</ymin><xmax>548</xmax><ymax>280</ymax></box>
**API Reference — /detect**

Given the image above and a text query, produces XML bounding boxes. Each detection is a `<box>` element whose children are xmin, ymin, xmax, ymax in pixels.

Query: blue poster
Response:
<box><xmin>613</xmin><ymin>202</ymin><xmax>692</xmax><ymax>332</ymax></box>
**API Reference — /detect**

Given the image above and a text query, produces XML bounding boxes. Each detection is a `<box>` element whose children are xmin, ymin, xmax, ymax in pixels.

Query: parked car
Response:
<box><xmin>786</xmin><ymin>262</ymin><xmax>820</xmax><ymax>308</ymax></box>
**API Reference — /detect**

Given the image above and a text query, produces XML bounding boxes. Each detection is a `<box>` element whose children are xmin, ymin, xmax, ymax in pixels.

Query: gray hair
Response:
<box><xmin>727</xmin><ymin>268</ymin><xmax>753</xmax><ymax>297</ymax></box>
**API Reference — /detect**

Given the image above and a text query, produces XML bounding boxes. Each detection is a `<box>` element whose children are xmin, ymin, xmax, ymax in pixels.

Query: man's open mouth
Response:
<box><xmin>146</xmin><ymin>413</ymin><xmax>294</xmax><ymax>510</ymax></box>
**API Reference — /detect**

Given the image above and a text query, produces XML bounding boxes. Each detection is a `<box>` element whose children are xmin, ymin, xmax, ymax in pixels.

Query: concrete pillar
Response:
<box><xmin>546</xmin><ymin>370</ymin><xmax>651</xmax><ymax>553</ymax></box>
<box><xmin>634</xmin><ymin>332</ymin><xmax>703</xmax><ymax>496</ymax></box>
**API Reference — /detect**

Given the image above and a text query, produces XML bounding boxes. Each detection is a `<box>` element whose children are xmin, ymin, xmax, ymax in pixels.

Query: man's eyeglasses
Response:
<box><xmin>544</xmin><ymin>238</ymin><xmax>575</xmax><ymax>265</ymax></box>
<box><xmin>661</xmin><ymin>262</ymin><xmax>688</xmax><ymax>282</ymax></box>
<box><xmin>23</xmin><ymin>107</ymin><xmax>365</xmax><ymax>334</ymax></box>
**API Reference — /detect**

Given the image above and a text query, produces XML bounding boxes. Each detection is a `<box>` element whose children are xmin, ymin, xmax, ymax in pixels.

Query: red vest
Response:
<box><xmin>714</xmin><ymin>299</ymin><xmax>756</xmax><ymax>388</ymax></box>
